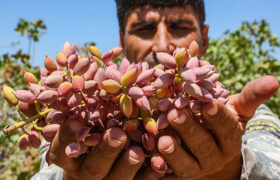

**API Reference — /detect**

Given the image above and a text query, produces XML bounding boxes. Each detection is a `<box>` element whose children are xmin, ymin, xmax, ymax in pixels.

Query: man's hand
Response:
<box><xmin>157</xmin><ymin>75</ymin><xmax>279</xmax><ymax>180</ymax></box>
<box><xmin>47</xmin><ymin>119</ymin><xmax>145</xmax><ymax>180</ymax></box>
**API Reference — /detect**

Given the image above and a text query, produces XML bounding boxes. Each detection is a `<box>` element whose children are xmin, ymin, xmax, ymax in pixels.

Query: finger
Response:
<box><xmin>229</xmin><ymin>75</ymin><xmax>279</xmax><ymax>119</ymax></box>
<box><xmin>162</xmin><ymin>154</ymin><xmax>243</xmax><ymax>180</ymax></box>
<box><xmin>157</xmin><ymin>135</ymin><xmax>200</xmax><ymax>177</ymax></box>
<box><xmin>161</xmin><ymin>174</ymin><xmax>184</xmax><ymax>180</ymax></box>
<box><xmin>202</xmin><ymin>101</ymin><xmax>243</xmax><ymax>155</ymax></box>
<box><xmin>167</xmin><ymin>108</ymin><xmax>222</xmax><ymax>169</ymax></box>
<box><xmin>41</xmin><ymin>124</ymin><xmax>60</xmax><ymax>142</ymax></box>
<box><xmin>105</xmin><ymin>146</ymin><xmax>145</xmax><ymax>180</ymax></box>
<box><xmin>135</xmin><ymin>168</ymin><xmax>165</xmax><ymax>180</ymax></box>
<box><xmin>48</xmin><ymin>118</ymin><xmax>86</xmax><ymax>171</ymax></box>
<box><xmin>80</xmin><ymin>127</ymin><xmax>127</xmax><ymax>180</ymax></box>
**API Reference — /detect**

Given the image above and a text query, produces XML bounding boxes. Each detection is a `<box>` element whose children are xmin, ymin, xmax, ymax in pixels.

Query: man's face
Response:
<box><xmin>119</xmin><ymin>5</ymin><xmax>209</xmax><ymax>67</ymax></box>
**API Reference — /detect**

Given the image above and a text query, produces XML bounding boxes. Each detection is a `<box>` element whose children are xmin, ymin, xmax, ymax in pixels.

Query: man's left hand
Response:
<box><xmin>156</xmin><ymin>75</ymin><xmax>279</xmax><ymax>180</ymax></box>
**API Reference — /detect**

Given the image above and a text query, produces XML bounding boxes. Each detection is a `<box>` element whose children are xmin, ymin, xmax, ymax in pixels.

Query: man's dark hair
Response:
<box><xmin>115</xmin><ymin>0</ymin><xmax>205</xmax><ymax>32</ymax></box>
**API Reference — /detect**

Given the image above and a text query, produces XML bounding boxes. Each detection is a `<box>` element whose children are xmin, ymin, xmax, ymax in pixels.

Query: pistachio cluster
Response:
<box><xmin>3</xmin><ymin>40</ymin><xmax>229</xmax><ymax>176</ymax></box>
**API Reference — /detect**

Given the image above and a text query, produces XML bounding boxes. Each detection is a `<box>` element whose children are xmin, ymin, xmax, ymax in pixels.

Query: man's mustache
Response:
<box><xmin>152</xmin><ymin>53</ymin><xmax>159</xmax><ymax>65</ymax></box>
<box><xmin>143</xmin><ymin>51</ymin><xmax>174</xmax><ymax>67</ymax></box>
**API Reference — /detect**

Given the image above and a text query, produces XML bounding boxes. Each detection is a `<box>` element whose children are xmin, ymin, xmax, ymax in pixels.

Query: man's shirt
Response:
<box><xmin>31</xmin><ymin>104</ymin><xmax>280</xmax><ymax>180</ymax></box>
<box><xmin>241</xmin><ymin>104</ymin><xmax>280</xmax><ymax>180</ymax></box>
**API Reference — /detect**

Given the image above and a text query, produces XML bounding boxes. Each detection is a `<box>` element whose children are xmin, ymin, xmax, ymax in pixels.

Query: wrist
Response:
<box><xmin>197</xmin><ymin>153</ymin><xmax>242</xmax><ymax>180</ymax></box>
<box><xmin>63</xmin><ymin>171</ymin><xmax>77</xmax><ymax>180</ymax></box>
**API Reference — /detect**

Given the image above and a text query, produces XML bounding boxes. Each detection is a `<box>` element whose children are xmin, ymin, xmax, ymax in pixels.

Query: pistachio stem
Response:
<box><xmin>66</xmin><ymin>64</ymin><xmax>73</xmax><ymax>79</ymax></box>
<box><xmin>3</xmin><ymin>108</ymin><xmax>51</xmax><ymax>134</ymax></box>
<box><xmin>32</xmin><ymin>120</ymin><xmax>43</xmax><ymax>131</ymax></box>
<box><xmin>121</xmin><ymin>85</ymin><xmax>127</xmax><ymax>92</ymax></box>
<box><xmin>34</xmin><ymin>100</ymin><xmax>41</xmax><ymax>115</ymax></box>
<box><xmin>80</xmin><ymin>92</ymin><xmax>89</xmax><ymax>107</ymax></box>
<box><xmin>62</xmin><ymin>72</ymin><xmax>68</xmax><ymax>77</ymax></box>
<box><xmin>21</xmin><ymin>127</ymin><xmax>30</xmax><ymax>135</ymax></box>
<box><xmin>16</xmin><ymin>105</ymin><xmax>27</xmax><ymax>121</ymax></box>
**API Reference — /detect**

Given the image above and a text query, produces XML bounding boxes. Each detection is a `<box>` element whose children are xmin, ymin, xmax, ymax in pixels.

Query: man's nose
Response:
<box><xmin>151</xmin><ymin>23</ymin><xmax>175</xmax><ymax>54</ymax></box>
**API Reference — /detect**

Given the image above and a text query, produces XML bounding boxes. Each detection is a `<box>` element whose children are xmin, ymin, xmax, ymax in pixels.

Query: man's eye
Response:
<box><xmin>135</xmin><ymin>26</ymin><xmax>155</xmax><ymax>32</ymax></box>
<box><xmin>169</xmin><ymin>26</ymin><xmax>193</xmax><ymax>38</ymax></box>
<box><xmin>171</xmin><ymin>26</ymin><xmax>189</xmax><ymax>30</ymax></box>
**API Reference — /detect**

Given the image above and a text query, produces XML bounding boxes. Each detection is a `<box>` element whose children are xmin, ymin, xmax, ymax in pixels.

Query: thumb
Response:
<box><xmin>228</xmin><ymin>75</ymin><xmax>279</xmax><ymax>120</ymax></box>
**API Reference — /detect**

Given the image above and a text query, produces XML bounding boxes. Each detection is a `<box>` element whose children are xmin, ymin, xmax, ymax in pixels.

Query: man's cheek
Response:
<box><xmin>175</xmin><ymin>34</ymin><xmax>201</xmax><ymax>49</ymax></box>
<box><xmin>126</xmin><ymin>45</ymin><xmax>145</xmax><ymax>62</ymax></box>
<box><xmin>124</xmin><ymin>47</ymin><xmax>139</xmax><ymax>63</ymax></box>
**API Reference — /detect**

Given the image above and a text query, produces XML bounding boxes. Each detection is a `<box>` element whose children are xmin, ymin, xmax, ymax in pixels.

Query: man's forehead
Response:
<box><xmin>127</xmin><ymin>5</ymin><xmax>197</xmax><ymax>23</ymax></box>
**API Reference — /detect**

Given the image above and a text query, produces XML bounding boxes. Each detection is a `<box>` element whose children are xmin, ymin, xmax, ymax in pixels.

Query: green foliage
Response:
<box><xmin>76</xmin><ymin>41</ymin><xmax>96</xmax><ymax>57</ymax></box>
<box><xmin>206</xmin><ymin>20</ymin><xmax>280</xmax><ymax>116</ymax></box>
<box><xmin>15</xmin><ymin>19</ymin><xmax>46</xmax><ymax>56</ymax></box>
<box><xmin>112</xmin><ymin>55</ymin><xmax>123</xmax><ymax>68</ymax></box>
<box><xmin>0</xmin><ymin>19</ymin><xmax>45</xmax><ymax>180</ymax></box>
<box><xmin>15</xmin><ymin>19</ymin><xmax>46</xmax><ymax>42</ymax></box>
<box><xmin>0</xmin><ymin>51</ymin><xmax>40</xmax><ymax>90</ymax></box>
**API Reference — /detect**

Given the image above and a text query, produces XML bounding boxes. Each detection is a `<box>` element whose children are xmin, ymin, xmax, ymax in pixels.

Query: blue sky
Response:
<box><xmin>0</xmin><ymin>0</ymin><xmax>279</xmax><ymax>67</ymax></box>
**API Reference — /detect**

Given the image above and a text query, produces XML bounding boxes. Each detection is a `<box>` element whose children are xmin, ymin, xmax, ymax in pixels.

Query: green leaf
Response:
<box><xmin>206</xmin><ymin>19</ymin><xmax>280</xmax><ymax>117</ymax></box>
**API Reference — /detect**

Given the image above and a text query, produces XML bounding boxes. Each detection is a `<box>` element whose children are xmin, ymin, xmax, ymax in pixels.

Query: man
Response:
<box><xmin>31</xmin><ymin>0</ymin><xmax>280</xmax><ymax>179</ymax></box>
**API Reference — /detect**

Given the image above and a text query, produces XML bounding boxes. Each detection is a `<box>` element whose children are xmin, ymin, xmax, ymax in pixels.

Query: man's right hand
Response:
<box><xmin>46</xmin><ymin>118</ymin><xmax>145</xmax><ymax>180</ymax></box>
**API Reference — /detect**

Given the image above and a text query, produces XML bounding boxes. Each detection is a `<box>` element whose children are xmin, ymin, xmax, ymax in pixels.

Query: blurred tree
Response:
<box><xmin>206</xmin><ymin>20</ymin><xmax>280</xmax><ymax>116</ymax></box>
<box><xmin>15</xmin><ymin>19</ymin><xmax>46</xmax><ymax>56</ymax></box>
<box><xmin>0</xmin><ymin>19</ymin><xmax>45</xmax><ymax>180</ymax></box>
<box><xmin>75</xmin><ymin>41</ymin><xmax>96</xmax><ymax>57</ymax></box>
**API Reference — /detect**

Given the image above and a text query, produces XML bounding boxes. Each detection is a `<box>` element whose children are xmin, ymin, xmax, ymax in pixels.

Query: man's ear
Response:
<box><xmin>200</xmin><ymin>24</ymin><xmax>209</xmax><ymax>57</ymax></box>
<box><xmin>119</xmin><ymin>30</ymin><xmax>124</xmax><ymax>48</ymax></box>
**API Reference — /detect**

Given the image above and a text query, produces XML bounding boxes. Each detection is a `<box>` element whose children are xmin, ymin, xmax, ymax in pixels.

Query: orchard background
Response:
<box><xmin>1</xmin><ymin>1</ymin><xmax>280</xmax><ymax>179</ymax></box>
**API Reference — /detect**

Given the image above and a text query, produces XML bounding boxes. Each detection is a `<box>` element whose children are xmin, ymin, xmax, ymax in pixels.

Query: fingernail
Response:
<box><xmin>164</xmin><ymin>143</ymin><xmax>175</xmax><ymax>154</ymax></box>
<box><xmin>128</xmin><ymin>154</ymin><xmax>140</xmax><ymax>165</ymax></box>
<box><xmin>158</xmin><ymin>136</ymin><xmax>175</xmax><ymax>154</ymax></box>
<box><xmin>205</xmin><ymin>102</ymin><xmax>218</xmax><ymax>116</ymax></box>
<box><xmin>108</xmin><ymin>128</ymin><xmax>125</xmax><ymax>148</ymax></box>
<box><xmin>128</xmin><ymin>146</ymin><xmax>143</xmax><ymax>165</ymax></box>
<box><xmin>167</xmin><ymin>108</ymin><xmax>187</xmax><ymax>125</ymax></box>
